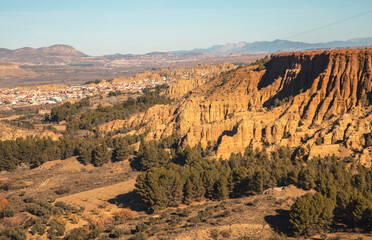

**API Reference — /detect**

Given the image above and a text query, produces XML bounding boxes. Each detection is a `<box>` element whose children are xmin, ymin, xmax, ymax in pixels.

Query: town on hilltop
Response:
<box><xmin>0</xmin><ymin>78</ymin><xmax>166</xmax><ymax>106</ymax></box>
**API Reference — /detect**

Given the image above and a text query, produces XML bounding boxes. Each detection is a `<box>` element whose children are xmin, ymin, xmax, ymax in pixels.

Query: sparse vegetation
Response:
<box><xmin>360</xmin><ymin>93</ymin><xmax>371</xmax><ymax>107</ymax></box>
<box><xmin>250</xmin><ymin>56</ymin><xmax>271</xmax><ymax>71</ymax></box>
<box><xmin>273</xmin><ymin>95</ymin><xmax>293</xmax><ymax>107</ymax></box>
<box><xmin>315</xmin><ymin>136</ymin><xmax>323</xmax><ymax>145</ymax></box>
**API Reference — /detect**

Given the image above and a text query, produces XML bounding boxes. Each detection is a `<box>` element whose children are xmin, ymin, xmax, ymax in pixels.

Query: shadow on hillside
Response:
<box><xmin>264</xmin><ymin>209</ymin><xmax>290</xmax><ymax>234</ymax></box>
<box><xmin>258</xmin><ymin>53</ymin><xmax>329</xmax><ymax>108</ymax></box>
<box><xmin>108</xmin><ymin>190</ymin><xmax>146</xmax><ymax>212</ymax></box>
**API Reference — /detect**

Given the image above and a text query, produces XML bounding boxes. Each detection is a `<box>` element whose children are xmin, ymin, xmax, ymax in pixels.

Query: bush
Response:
<box><xmin>109</xmin><ymin>228</ymin><xmax>126</xmax><ymax>238</ymax></box>
<box><xmin>54</xmin><ymin>201</ymin><xmax>80</xmax><ymax>214</ymax></box>
<box><xmin>30</xmin><ymin>222</ymin><xmax>47</xmax><ymax>235</ymax></box>
<box><xmin>0</xmin><ymin>205</ymin><xmax>14</xmax><ymax>218</ymax></box>
<box><xmin>113</xmin><ymin>209</ymin><xmax>135</xmax><ymax>223</ymax></box>
<box><xmin>26</xmin><ymin>201</ymin><xmax>63</xmax><ymax>219</ymax></box>
<box><xmin>55</xmin><ymin>186</ymin><xmax>71</xmax><ymax>195</ymax></box>
<box><xmin>179</xmin><ymin>208</ymin><xmax>192</xmax><ymax>217</ymax></box>
<box><xmin>64</xmin><ymin>227</ymin><xmax>88</xmax><ymax>240</ymax></box>
<box><xmin>136</xmin><ymin>223</ymin><xmax>149</xmax><ymax>233</ymax></box>
<box><xmin>24</xmin><ymin>196</ymin><xmax>35</xmax><ymax>203</ymax></box>
<box><xmin>47</xmin><ymin>219</ymin><xmax>66</xmax><ymax>237</ymax></box>
<box><xmin>132</xmin><ymin>232</ymin><xmax>148</xmax><ymax>240</ymax></box>
<box><xmin>1</xmin><ymin>227</ymin><xmax>27</xmax><ymax>240</ymax></box>
<box><xmin>220</xmin><ymin>209</ymin><xmax>231</xmax><ymax>217</ymax></box>
<box><xmin>220</xmin><ymin>229</ymin><xmax>231</xmax><ymax>238</ymax></box>
<box><xmin>315</xmin><ymin>137</ymin><xmax>323</xmax><ymax>145</ymax></box>
<box><xmin>210</xmin><ymin>229</ymin><xmax>219</xmax><ymax>239</ymax></box>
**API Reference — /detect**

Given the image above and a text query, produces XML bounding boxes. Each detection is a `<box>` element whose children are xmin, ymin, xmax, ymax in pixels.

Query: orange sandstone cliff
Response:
<box><xmin>106</xmin><ymin>49</ymin><xmax>372</xmax><ymax>166</ymax></box>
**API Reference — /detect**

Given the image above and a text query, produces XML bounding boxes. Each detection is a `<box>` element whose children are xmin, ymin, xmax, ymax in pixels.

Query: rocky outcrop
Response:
<box><xmin>107</xmin><ymin>49</ymin><xmax>372</xmax><ymax>165</ymax></box>
<box><xmin>0</xmin><ymin>122</ymin><xmax>59</xmax><ymax>141</ymax></box>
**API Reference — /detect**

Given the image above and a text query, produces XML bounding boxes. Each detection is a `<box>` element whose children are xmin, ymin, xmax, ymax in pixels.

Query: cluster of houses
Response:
<box><xmin>0</xmin><ymin>78</ymin><xmax>167</xmax><ymax>107</ymax></box>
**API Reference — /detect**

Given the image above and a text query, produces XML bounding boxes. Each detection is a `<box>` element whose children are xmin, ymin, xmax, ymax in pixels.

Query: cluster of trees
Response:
<box><xmin>135</xmin><ymin>140</ymin><xmax>372</xmax><ymax>236</ymax></box>
<box><xmin>77</xmin><ymin>135</ymin><xmax>138</xmax><ymax>167</ymax></box>
<box><xmin>289</xmin><ymin>156</ymin><xmax>372</xmax><ymax>236</ymax></box>
<box><xmin>49</xmin><ymin>98</ymin><xmax>90</xmax><ymax>122</ymax></box>
<box><xmin>249</xmin><ymin>56</ymin><xmax>271</xmax><ymax>71</ymax></box>
<box><xmin>136</xmin><ymin>144</ymin><xmax>300</xmax><ymax>212</ymax></box>
<box><xmin>0</xmin><ymin>137</ymin><xmax>79</xmax><ymax>171</ymax></box>
<box><xmin>0</xmin><ymin>134</ymin><xmax>141</xmax><ymax>171</ymax></box>
<box><xmin>49</xmin><ymin>85</ymin><xmax>172</xmax><ymax>131</ymax></box>
<box><xmin>1</xmin><ymin>120</ymin><xmax>35</xmax><ymax>130</ymax></box>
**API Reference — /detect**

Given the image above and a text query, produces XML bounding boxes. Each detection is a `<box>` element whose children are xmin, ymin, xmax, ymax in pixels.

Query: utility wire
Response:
<box><xmin>284</xmin><ymin>9</ymin><xmax>372</xmax><ymax>40</ymax></box>
<box><xmin>242</xmin><ymin>9</ymin><xmax>372</xmax><ymax>52</ymax></box>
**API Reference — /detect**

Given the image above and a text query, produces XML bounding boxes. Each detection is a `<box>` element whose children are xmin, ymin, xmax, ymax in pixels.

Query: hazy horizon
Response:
<box><xmin>1</xmin><ymin>0</ymin><xmax>372</xmax><ymax>55</ymax></box>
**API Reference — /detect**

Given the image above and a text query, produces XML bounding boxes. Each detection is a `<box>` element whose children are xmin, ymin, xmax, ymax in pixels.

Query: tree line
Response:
<box><xmin>0</xmin><ymin>134</ymin><xmax>141</xmax><ymax>171</ymax></box>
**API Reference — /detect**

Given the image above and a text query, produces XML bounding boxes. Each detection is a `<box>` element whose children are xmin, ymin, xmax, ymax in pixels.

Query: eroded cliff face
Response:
<box><xmin>0</xmin><ymin>122</ymin><xmax>60</xmax><ymax>141</ymax></box>
<box><xmin>109</xmin><ymin>49</ymin><xmax>372</xmax><ymax>166</ymax></box>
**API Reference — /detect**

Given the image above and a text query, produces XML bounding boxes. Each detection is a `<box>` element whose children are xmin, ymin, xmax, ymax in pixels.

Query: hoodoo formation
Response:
<box><xmin>116</xmin><ymin>48</ymin><xmax>372</xmax><ymax>166</ymax></box>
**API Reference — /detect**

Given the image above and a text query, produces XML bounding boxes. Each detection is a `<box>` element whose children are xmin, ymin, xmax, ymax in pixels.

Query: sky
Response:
<box><xmin>0</xmin><ymin>0</ymin><xmax>372</xmax><ymax>56</ymax></box>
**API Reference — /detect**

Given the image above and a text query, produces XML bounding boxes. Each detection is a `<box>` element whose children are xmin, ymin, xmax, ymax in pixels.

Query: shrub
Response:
<box><xmin>136</xmin><ymin>223</ymin><xmax>149</xmax><ymax>233</ymax></box>
<box><xmin>47</xmin><ymin>219</ymin><xmax>66</xmax><ymax>237</ymax></box>
<box><xmin>220</xmin><ymin>229</ymin><xmax>231</xmax><ymax>238</ymax></box>
<box><xmin>1</xmin><ymin>227</ymin><xmax>27</xmax><ymax>240</ymax></box>
<box><xmin>64</xmin><ymin>227</ymin><xmax>88</xmax><ymax>240</ymax></box>
<box><xmin>132</xmin><ymin>232</ymin><xmax>148</xmax><ymax>240</ymax></box>
<box><xmin>55</xmin><ymin>186</ymin><xmax>71</xmax><ymax>195</ymax></box>
<box><xmin>109</xmin><ymin>228</ymin><xmax>126</xmax><ymax>238</ymax></box>
<box><xmin>221</xmin><ymin>209</ymin><xmax>231</xmax><ymax>217</ymax></box>
<box><xmin>189</xmin><ymin>216</ymin><xmax>201</xmax><ymax>224</ymax></box>
<box><xmin>179</xmin><ymin>208</ymin><xmax>192</xmax><ymax>217</ymax></box>
<box><xmin>210</xmin><ymin>229</ymin><xmax>219</xmax><ymax>239</ymax></box>
<box><xmin>360</xmin><ymin>93</ymin><xmax>370</xmax><ymax>107</ymax></box>
<box><xmin>315</xmin><ymin>137</ymin><xmax>323</xmax><ymax>145</ymax></box>
<box><xmin>30</xmin><ymin>222</ymin><xmax>47</xmax><ymax>235</ymax></box>
<box><xmin>54</xmin><ymin>201</ymin><xmax>80</xmax><ymax>214</ymax></box>
<box><xmin>113</xmin><ymin>209</ymin><xmax>135</xmax><ymax>223</ymax></box>
<box><xmin>24</xmin><ymin>196</ymin><xmax>35</xmax><ymax>203</ymax></box>
<box><xmin>0</xmin><ymin>205</ymin><xmax>14</xmax><ymax>218</ymax></box>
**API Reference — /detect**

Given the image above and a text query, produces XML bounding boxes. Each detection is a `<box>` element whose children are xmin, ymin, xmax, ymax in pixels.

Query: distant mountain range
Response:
<box><xmin>173</xmin><ymin>37</ymin><xmax>372</xmax><ymax>55</ymax></box>
<box><xmin>0</xmin><ymin>38</ymin><xmax>371</xmax><ymax>87</ymax></box>
<box><xmin>0</xmin><ymin>38</ymin><xmax>371</xmax><ymax>66</ymax></box>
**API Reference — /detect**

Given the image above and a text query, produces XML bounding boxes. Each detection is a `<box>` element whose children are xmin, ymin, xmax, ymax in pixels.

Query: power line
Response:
<box><xmin>284</xmin><ymin>9</ymin><xmax>372</xmax><ymax>40</ymax></box>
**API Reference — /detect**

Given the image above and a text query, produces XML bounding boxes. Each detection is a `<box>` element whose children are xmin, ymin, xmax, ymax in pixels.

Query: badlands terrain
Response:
<box><xmin>0</xmin><ymin>48</ymin><xmax>371</xmax><ymax>239</ymax></box>
<box><xmin>111</xmin><ymin>48</ymin><xmax>372</xmax><ymax>166</ymax></box>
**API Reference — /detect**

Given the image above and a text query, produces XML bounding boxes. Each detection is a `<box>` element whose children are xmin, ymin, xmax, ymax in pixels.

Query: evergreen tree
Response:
<box><xmin>91</xmin><ymin>144</ymin><xmax>111</xmax><ymax>167</ymax></box>
<box><xmin>289</xmin><ymin>193</ymin><xmax>335</xmax><ymax>236</ymax></box>
<box><xmin>137</xmin><ymin>141</ymin><xmax>170</xmax><ymax>171</ymax></box>
<box><xmin>214</xmin><ymin>176</ymin><xmax>229</xmax><ymax>200</ymax></box>
<box><xmin>113</xmin><ymin>139</ymin><xmax>130</xmax><ymax>162</ymax></box>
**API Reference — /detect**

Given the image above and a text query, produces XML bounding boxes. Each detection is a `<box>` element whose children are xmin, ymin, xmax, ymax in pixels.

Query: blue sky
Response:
<box><xmin>0</xmin><ymin>0</ymin><xmax>371</xmax><ymax>55</ymax></box>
